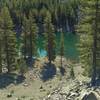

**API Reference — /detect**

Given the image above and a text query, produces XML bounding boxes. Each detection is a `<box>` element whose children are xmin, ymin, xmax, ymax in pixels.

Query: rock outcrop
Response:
<box><xmin>81</xmin><ymin>91</ymin><xmax>100</xmax><ymax>100</ymax></box>
<box><xmin>43</xmin><ymin>80</ymin><xmax>100</xmax><ymax>100</ymax></box>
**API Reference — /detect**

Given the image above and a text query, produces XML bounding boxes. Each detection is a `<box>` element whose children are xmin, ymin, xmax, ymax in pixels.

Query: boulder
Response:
<box><xmin>81</xmin><ymin>91</ymin><xmax>100</xmax><ymax>100</ymax></box>
<box><xmin>69</xmin><ymin>92</ymin><xmax>79</xmax><ymax>97</ymax></box>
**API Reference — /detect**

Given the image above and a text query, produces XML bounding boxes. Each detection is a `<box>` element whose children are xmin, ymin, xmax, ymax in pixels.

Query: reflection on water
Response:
<box><xmin>17</xmin><ymin>33</ymin><xmax>79</xmax><ymax>60</ymax></box>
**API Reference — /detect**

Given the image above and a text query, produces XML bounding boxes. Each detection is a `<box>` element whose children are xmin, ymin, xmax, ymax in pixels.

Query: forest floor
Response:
<box><xmin>0</xmin><ymin>56</ymin><xmax>97</xmax><ymax>100</ymax></box>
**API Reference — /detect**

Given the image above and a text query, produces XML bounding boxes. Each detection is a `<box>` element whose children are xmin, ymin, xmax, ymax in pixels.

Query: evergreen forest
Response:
<box><xmin>0</xmin><ymin>0</ymin><xmax>100</xmax><ymax>100</ymax></box>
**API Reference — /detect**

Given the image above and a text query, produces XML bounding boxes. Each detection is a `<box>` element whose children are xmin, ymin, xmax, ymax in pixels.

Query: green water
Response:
<box><xmin>56</xmin><ymin>32</ymin><xmax>79</xmax><ymax>60</ymax></box>
<box><xmin>37</xmin><ymin>33</ymin><xmax>79</xmax><ymax>60</ymax></box>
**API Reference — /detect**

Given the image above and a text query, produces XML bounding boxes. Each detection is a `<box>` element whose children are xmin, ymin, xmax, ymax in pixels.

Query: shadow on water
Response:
<box><xmin>0</xmin><ymin>73</ymin><xmax>25</xmax><ymax>89</ymax></box>
<box><xmin>40</xmin><ymin>63</ymin><xmax>56</xmax><ymax>81</ymax></box>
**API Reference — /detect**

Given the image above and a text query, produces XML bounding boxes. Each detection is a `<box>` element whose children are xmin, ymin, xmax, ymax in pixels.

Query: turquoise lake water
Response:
<box><xmin>17</xmin><ymin>32</ymin><xmax>79</xmax><ymax>61</ymax></box>
<box><xmin>37</xmin><ymin>33</ymin><xmax>79</xmax><ymax>60</ymax></box>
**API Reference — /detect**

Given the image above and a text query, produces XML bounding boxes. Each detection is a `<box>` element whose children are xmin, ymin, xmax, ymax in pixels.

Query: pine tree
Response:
<box><xmin>91</xmin><ymin>0</ymin><xmax>100</xmax><ymax>85</ymax></box>
<box><xmin>22</xmin><ymin>15</ymin><xmax>29</xmax><ymax>60</ymax></box>
<box><xmin>77</xmin><ymin>0</ymin><xmax>100</xmax><ymax>86</ymax></box>
<box><xmin>28</xmin><ymin>11</ymin><xmax>38</xmax><ymax>67</ymax></box>
<box><xmin>0</xmin><ymin>7</ymin><xmax>17</xmax><ymax>72</ymax></box>
<box><xmin>44</xmin><ymin>11</ymin><xmax>56</xmax><ymax>66</ymax></box>
<box><xmin>0</xmin><ymin>0</ymin><xmax>80</xmax><ymax>33</ymax></box>
<box><xmin>22</xmin><ymin>11</ymin><xmax>38</xmax><ymax>67</ymax></box>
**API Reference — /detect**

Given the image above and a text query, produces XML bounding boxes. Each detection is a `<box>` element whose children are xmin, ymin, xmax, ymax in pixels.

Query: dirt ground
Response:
<box><xmin>0</xmin><ymin>57</ymin><xmax>86</xmax><ymax>100</ymax></box>
<box><xmin>0</xmin><ymin>76</ymin><xmax>64</xmax><ymax>100</ymax></box>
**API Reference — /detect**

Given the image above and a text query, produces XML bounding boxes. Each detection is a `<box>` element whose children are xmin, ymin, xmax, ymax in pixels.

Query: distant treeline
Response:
<box><xmin>0</xmin><ymin>0</ymin><xmax>79</xmax><ymax>33</ymax></box>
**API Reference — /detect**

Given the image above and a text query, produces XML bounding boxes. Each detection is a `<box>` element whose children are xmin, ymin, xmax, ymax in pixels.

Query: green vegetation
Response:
<box><xmin>0</xmin><ymin>0</ymin><xmax>100</xmax><ymax>87</ymax></box>
<box><xmin>0</xmin><ymin>7</ymin><xmax>17</xmax><ymax>73</ymax></box>
<box><xmin>77</xmin><ymin>0</ymin><xmax>100</xmax><ymax>86</ymax></box>
<box><xmin>22</xmin><ymin>12</ymin><xmax>38</xmax><ymax>66</ymax></box>
<box><xmin>44</xmin><ymin>11</ymin><xmax>56</xmax><ymax>66</ymax></box>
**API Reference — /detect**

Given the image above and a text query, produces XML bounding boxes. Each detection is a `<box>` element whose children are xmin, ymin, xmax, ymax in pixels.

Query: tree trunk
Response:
<box><xmin>48</xmin><ymin>34</ymin><xmax>52</xmax><ymax>67</ymax></box>
<box><xmin>61</xmin><ymin>55</ymin><xmax>63</xmax><ymax>68</ymax></box>
<box><xmin>30</xmin><ymin>32</ymin><xmax>33</xmax><ymax>67</ymax></box>
<box><xmin>0</xmin><ymin>39</ymin><xmax>2</xmax><ymax>73</ymax></box>
<box><xmin>91</xmin><ymin>0</ymin><xmax>99</xmax><ymax>86</ymax></box>
<box><xmin>66</xmin><ymin>18</ymin><xmax>70</xmax><ymax>32</ymax></box>
<box><xmin>48</xmin><ymin>44</ymin><xmax>52</xmax><ymax>67</ymax></box>
<box><xmin>24</xmin><ymin>31</ymin><xmax>27</xmax><ymax>60</ymax></box>
<box><xmin>5</xmin><ymin>32</ymin><xmax>10</xmax><ymax>73</ymax></box>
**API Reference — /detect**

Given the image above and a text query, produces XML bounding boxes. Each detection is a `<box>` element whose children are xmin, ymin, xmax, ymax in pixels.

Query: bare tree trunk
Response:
<box><xmin>91</xmin><ymin>0</ymin><xmax>99</xmax><ymax>86</ymax></box>
<box><xmin>48</xmin><ymin>42</ymin><xmax>52</xmax><ymax>67</ymax></box>
<box><xmin>61</xmin><ymin>55</ymin><xmax>63</xmax><ymax>68</ymax></box>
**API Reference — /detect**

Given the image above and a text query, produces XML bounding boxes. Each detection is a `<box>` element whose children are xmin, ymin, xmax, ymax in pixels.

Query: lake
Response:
<box><xmin>37</xmin><ymin>32</ymin><xmax>79</xmax><ymax>60</ymax></box>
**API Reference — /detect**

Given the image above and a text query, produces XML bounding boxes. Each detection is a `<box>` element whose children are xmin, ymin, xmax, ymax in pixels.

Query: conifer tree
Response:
<box><xmin>22</xmin><ymin>12</ymin><xmax>38</xmax><ymax>67</ymax></box>
<box><xmin>29</xmin><ymin>12</ymin><xmax>38</xmax><ymax>67</ymax></box>
<box><xmin>44</xmin><ymin>11</ymin><xmax>56</xmax><ymax>66</ymax></box>
<box><xmin>0</xmin><ymin>7</ymin><xmax>17</xmax><ymax>72</ymax></box>
<box><xmin>22</xmin><ymin>15</ymin><xmax>29</xmax><ymax>60</ymax></box>
<box><xmin>0</xmin><ymin>0</ymin><xmax>79</xmax><ymax>33</ymax></box>
<box><xmin>92</xmin><ymin>0</ymin><xmax>100</xmax><ymax>85</ymax></box>
<box><xmin>77</xmin><ymin>0</ymin><xmax>100</xmax><ymax>86</ymax></box>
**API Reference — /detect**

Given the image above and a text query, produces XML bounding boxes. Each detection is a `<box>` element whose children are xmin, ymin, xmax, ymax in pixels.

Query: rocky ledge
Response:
<box><xmin>43</xmin><ymin>80</ymin><xmax>100</xmax><ymax>100</ymax></box>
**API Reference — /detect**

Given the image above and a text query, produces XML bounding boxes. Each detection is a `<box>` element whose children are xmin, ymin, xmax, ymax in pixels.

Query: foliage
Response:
<box><xmin>77</xmin><ymin>0</ymin><xmax>100</xmax><ymax>85</ymax></box>
<box><xmin>44</xmin><ymin>11</ymin><xmax>56</xmax><ymax>65</ymax></box>
<box><xmin>0</xmin><ymin>7</ymin><xmax>17</xmax><ymax>72</ymax></box>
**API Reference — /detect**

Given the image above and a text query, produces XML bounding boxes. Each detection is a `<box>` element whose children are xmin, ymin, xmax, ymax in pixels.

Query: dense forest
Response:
<box><xmin>0</xmin><ymin>0</ymin><xmax>80</xmax><ymax>32</ymax></box>
<box><xmin>0</xmin><ymin>0</ymin><xmax>100</xmax><ymax>100</ymax></box>
<box><xmin>0</xmin><ymin>0</ymin><xmax>79</xmax><ymax>72</ymax></box>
